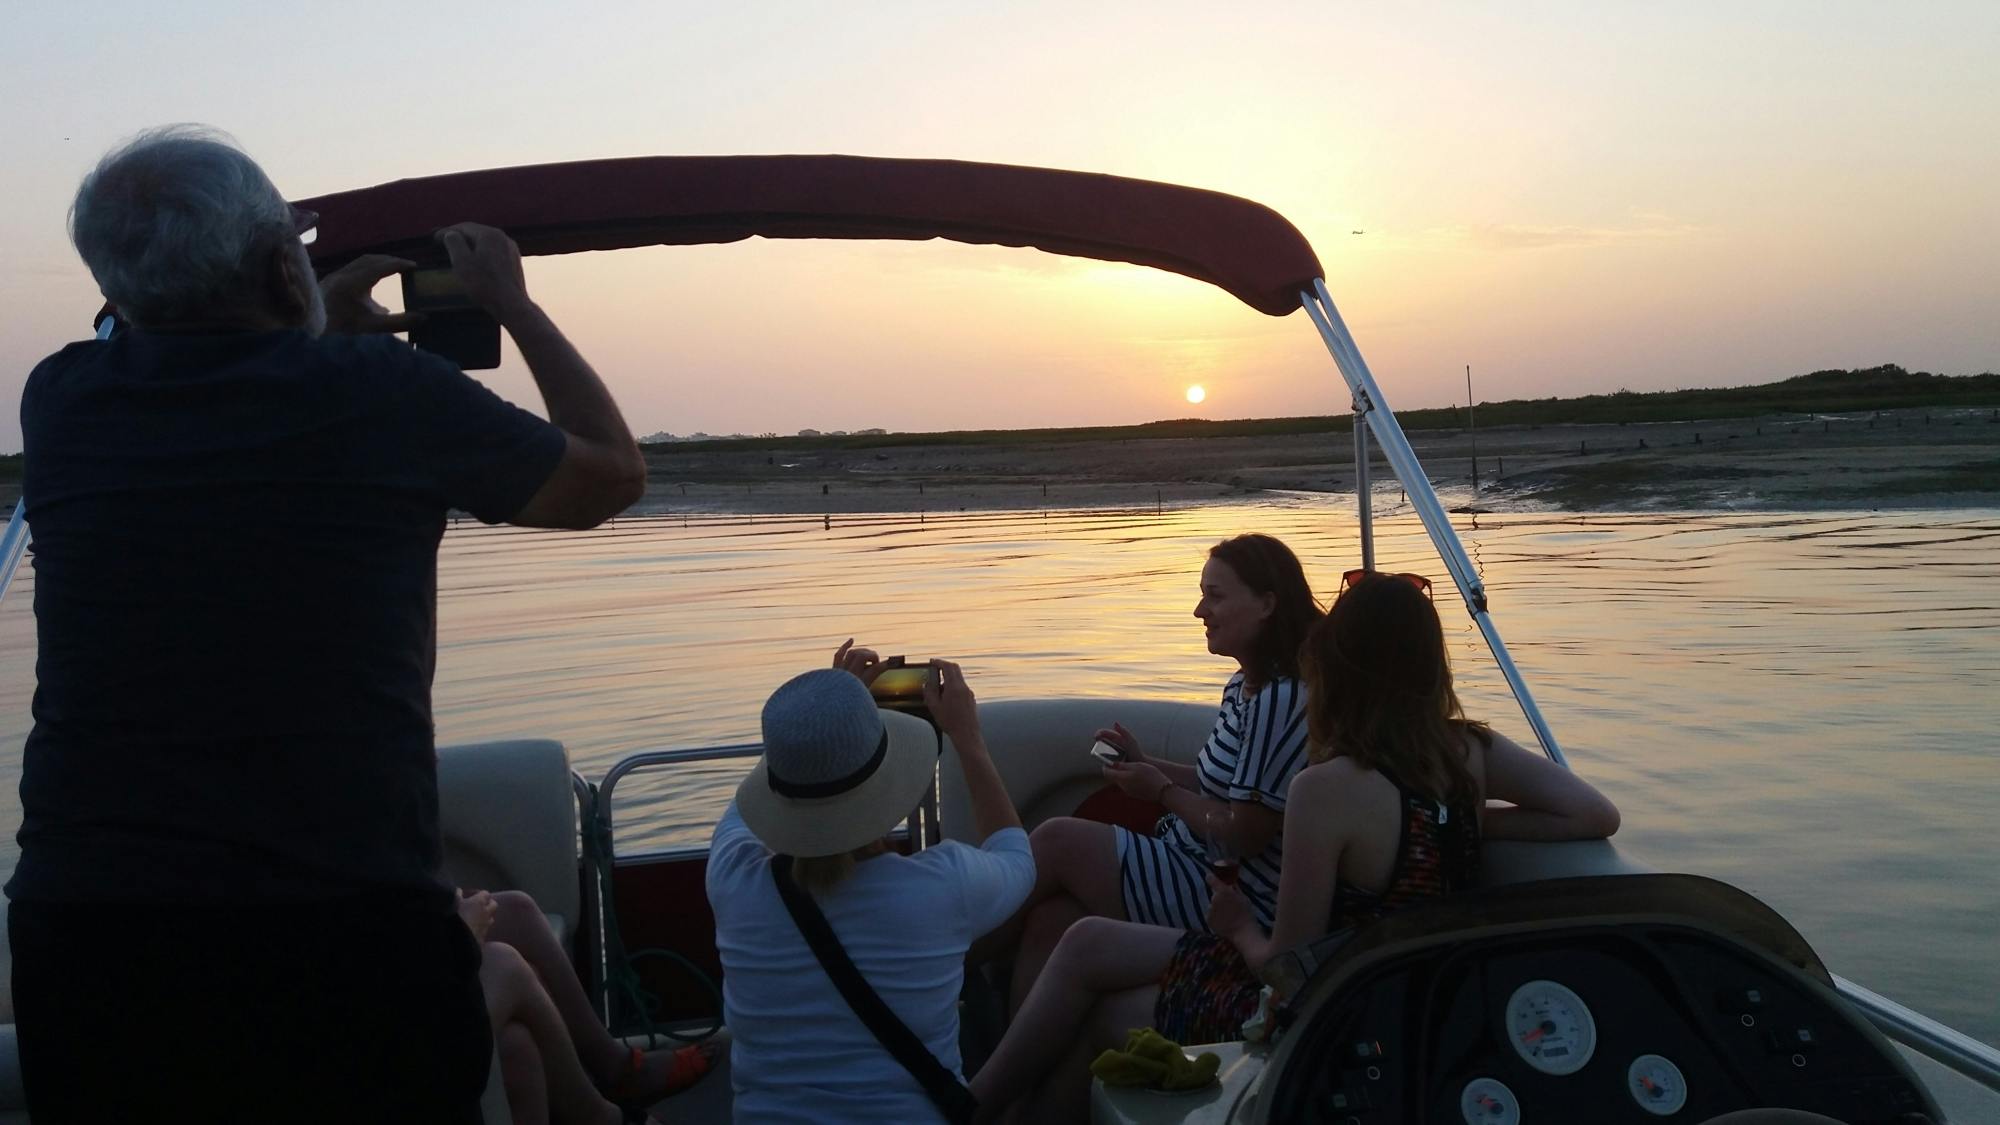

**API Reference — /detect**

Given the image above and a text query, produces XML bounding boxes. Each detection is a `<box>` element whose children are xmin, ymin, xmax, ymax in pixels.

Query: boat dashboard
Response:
<box><xmin>1253</xmin><ymin>875</ymin><xmax>1941</xmax><ymax>1125</ymax></box>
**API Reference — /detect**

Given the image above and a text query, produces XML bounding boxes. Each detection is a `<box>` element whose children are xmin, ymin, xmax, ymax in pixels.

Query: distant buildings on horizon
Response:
<box><xmin>638</xmin><ymin>427</ymin><xmax>889</xmax><ymax>444</ymax></box>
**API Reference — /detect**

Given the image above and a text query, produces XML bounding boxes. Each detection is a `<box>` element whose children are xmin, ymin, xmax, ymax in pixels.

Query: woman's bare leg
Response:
<box><xmin>1013</xmin><ymin>985</ymin><xmax>1161</xmax><ymax>1125</ymax></box>
<box><xmin>971</xmin><ymin>917</ymin><xmax>1183</xmax><ymax>1121</ymax></box>
<box><xmin>1007</xmin><ymin>895</ymin><xmax>1087</xmax><ymax>1014</ymax></box>
<box><xmin>481</xmin><ymin>941</ymin><xmax>622</xmax><ymax>1125</ymax></box>
<box><xmin>969</xmin><ymin>817</ymin><xmax>1125</xmax><ymax>966</ymax></box>
<box><xmin>496</xmin><ymin>1022</ymin><xmax>550</xmax><ymax>1125</ymax></box>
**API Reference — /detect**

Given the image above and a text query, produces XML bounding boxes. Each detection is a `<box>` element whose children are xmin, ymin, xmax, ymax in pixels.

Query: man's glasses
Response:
<box><xmin>1340</xmin><ymin>568</ymin><xmax>1434</xmax><ymax>598</ymax></box>
<box><xmin>289</xmin><ymin>206</ymin><xmax>319</xmax><ymax>246</ymax></box>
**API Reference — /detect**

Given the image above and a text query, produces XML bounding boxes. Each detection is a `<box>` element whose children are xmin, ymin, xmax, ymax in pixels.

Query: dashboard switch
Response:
<box><xmin>1716</xmin><ymin>985</ymin><xmax>1767</xmax><ymax>1014</ymax></box>
<box><xmin>1766</xmin><ymin>1026</ymin><xmax>1817</xmax><ymax>1054</ymax></box>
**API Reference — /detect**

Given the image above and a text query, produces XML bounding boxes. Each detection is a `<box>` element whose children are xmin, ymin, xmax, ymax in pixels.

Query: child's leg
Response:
<box><xmin>486</xmin><ymin>892</ymin><xmax>626</xmax><ymax>1079</ymax></box>
<box><xmin>495</xmin><ymin>1022</ymin><xmax>550</xmax><ymax>1125</ymax></box>
<box><xmin>480</xmin><ymin>941</ymin><xmax>621</xmax><ymax>1125</ymax></box>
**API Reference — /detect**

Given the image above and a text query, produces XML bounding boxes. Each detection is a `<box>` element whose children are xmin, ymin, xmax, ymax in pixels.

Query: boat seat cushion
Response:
<box><xmin>437</xmin><ymin>738</ymin><xmax>581</xmax><ymax>943</ymax></box>
<box><xmin>940</xmin><ymin>699</ymin><xmax>1218</xmax><ymax>840</ymax></box>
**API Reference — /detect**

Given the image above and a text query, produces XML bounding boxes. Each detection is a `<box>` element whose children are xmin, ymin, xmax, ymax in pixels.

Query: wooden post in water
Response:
<box><xmin>1466</xmin><ymin>364</ymin><xmax>1480</xmax><ymax>492</ymax></box>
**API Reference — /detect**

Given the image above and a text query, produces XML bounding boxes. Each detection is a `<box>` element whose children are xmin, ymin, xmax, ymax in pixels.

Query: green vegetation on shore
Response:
<box><xmin>642</xmin><ymin>365</ymin><xmax>2000</xmax><ymax>454</ymax></box>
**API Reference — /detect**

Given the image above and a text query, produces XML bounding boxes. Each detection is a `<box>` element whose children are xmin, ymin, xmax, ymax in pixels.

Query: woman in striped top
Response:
<box><xmin>988</xmin><ymin>534</ymin><xmax>1323</xmax><ymax>1014</ymax></box>
<box><xmin>970</xmin><ymin>570</ymin><xmax>1621</xmax><ymax>1122</ymax></box>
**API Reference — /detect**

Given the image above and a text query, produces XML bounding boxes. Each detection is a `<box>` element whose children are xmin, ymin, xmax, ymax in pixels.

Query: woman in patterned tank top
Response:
<box><xmin>972</xmin><ymin>571</ymin><xmax>1622</xmax><ymax>1122</ymax></box>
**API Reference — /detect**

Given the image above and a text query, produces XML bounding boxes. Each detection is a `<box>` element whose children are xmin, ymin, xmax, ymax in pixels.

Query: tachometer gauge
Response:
<box><xmin>1459</xmin><ymin>1077</ymin><xmax>1520</xmax><ymax>1125</ymax></box>
<box><xmin>1505</xmin><ymin>979</ymin><xmax>1598</xmax><ymax>1075</ymax></box>
<box><xmin>1627</xmin><ymin>1054</ymin><xmax>1688</xmax><ymax>1116</ymax></box>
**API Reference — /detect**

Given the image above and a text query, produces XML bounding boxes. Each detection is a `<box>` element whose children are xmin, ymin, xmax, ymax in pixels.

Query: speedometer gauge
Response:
<box><xmin>1505</xmin><ymin>979</ymin><xmax>1598</xmax><ymax>1075</ymax></box>
<box><xmin>1627</xmin><ymin>1054</ymin><xmax>1688</xmax><ymax>1116</ymax></box>
<box><xmin>1459</xmin><ymin>1077</ymin><xmax>1520</xmax><ymax>1125</ymax></box>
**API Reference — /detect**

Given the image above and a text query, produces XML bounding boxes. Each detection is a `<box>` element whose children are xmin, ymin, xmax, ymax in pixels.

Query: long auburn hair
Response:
<box><xmin>1208</xmin><ymin>534</ymin><xmax>1323</xmax><ymax>684</ymax></box>
<box><xmin>1300</xmin><ymin>573</ymin><xmax>1484</xmax><ymax>809</ymax></box>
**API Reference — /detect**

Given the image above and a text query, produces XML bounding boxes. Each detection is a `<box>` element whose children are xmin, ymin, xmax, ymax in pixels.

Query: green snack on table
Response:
<box><xmin>1090</xmin><ymin>1028</ymin><xmax>1221</xmax><ymax>1091</ymax></box>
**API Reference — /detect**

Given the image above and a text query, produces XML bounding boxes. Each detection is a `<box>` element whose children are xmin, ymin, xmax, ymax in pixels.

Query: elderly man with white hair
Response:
<box><xmin>7</xmin><ymin>125</ymin><xmax>645</xmax><ymax>1123</ymax></box>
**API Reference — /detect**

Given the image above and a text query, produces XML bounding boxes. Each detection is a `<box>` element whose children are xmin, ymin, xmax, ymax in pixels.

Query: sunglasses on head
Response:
<box><xmin>1340</xmin><ymin>568</ymin><xmax>1434</xmax><ymax>598</ymax></box>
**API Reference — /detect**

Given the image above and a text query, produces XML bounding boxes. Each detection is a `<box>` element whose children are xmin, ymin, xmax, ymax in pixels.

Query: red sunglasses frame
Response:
<box><xmin>1340</xmin><ymin>568</ymin><xmax>1434</xmax><ymax>598</ymax></box>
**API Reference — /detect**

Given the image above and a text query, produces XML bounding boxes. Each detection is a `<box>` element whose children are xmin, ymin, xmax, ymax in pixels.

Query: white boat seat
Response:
<box><xmin>436</xmin><ymin>738</ymin><xmax>583</xmax><ymax>945</ymax></box>
<box><xmin>940</xmin><ymin>699</ymin><xmax>1218</xmax><ymax>839</ymax></box>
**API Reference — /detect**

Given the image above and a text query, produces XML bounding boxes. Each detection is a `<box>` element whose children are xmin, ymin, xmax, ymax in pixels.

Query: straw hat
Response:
<box><xmin>736</xmin><ymin>668</ymin><xmax>940</xmax><ymax>857</ymax></box>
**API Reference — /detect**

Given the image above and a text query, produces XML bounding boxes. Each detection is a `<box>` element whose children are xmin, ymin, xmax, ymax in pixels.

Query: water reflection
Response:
<box><xmin>0</xmin><ymin>500</ymin><xmax>1993</xmax><ymax>1043</ymax></box>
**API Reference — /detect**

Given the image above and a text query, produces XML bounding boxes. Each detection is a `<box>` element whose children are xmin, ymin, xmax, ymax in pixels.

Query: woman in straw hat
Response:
<box><xmin>707</xmin><ymin>642</ymin><xmax>1032</xmax><ymax>1124</ymax></box>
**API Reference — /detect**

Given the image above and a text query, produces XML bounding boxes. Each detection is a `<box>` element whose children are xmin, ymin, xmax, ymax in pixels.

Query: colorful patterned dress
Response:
<box><xmin>1151</xmin><ymin>763</ymin><xmax>1483</xmax><ymax>1045</ymax></box>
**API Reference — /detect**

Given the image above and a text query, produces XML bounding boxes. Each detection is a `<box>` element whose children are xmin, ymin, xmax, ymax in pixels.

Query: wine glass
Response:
<box><xmin>1202</xmin><ymin>808</ymin><xmax>1242</xmax><ymax>886</ymax></box>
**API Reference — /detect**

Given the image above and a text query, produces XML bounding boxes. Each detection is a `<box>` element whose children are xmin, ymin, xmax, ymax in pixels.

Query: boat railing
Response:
<box><xmin>1833</xmin><ymin>974</ymin><xmax>2000</xmax><ymax>1095</ymax></box>
<box><xmin>595</xmin><ymin>744</ymin><xmax>939</xmax><ymax>866</ymax></box>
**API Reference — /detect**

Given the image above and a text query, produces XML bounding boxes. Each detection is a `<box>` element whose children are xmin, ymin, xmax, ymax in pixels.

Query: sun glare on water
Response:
<box><xmin>1185</xmin><ymin>385</ymin><xmax>1206</xmax><ymax>404</ymax></box>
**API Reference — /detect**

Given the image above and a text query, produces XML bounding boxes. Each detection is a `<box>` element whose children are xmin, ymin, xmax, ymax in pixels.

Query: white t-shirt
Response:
<box><xmin>707</xmin><ymin>802</ymin><xmax>1035</xmax><ymax>1124</ymax></box>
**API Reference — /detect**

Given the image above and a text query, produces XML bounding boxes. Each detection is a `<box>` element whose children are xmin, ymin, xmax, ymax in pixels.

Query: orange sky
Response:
<box><xmin>2</xmin><ymin>2</ymin><xmax>1995</xmax><ymax>449</ymax></box>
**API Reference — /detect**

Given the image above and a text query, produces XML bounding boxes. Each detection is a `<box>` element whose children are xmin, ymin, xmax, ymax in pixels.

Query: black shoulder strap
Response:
<box><xmin>770</xmin><ymin>855</ymin><xmax>978</xmax><ymax>1124</ymax></box>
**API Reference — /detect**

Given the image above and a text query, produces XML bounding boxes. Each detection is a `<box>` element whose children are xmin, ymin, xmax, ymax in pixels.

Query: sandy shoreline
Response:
<box><xmin>1</xmin><ymin>406</ymin><xmax>1989</xmax><ymax>517</ymax></box>
<box><xmin>631</xmin><ymin>406</ymin><xmax>2000</xmax><ymax>517</ymax></box>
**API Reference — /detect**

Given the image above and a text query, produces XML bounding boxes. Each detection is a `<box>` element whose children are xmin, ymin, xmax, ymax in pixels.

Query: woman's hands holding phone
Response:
<box><xmin>832</xmin><ymin>638</ymin><xmax>904</xmax><ymax>686</ymax></box>
<box><xmin>1103</xmin><ymin>759</ymin><xmax>1171</xmax><ymax>804</ymax></box>
<box><xmin>922</xmin><ymin>659</ymin><xmax>981</xmax><ymax>749</ymax></box>
<box><xmin>1091</xmin><ymin>722</ymin><xmax>1147</xmax><ymax>765</ymax></box>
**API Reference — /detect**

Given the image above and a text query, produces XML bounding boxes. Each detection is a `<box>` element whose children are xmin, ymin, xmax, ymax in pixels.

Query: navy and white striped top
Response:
<box><xmin>1160</xmin><ymin>671</ymin><xmax>1311</xmax><ymax>927</ymax></box>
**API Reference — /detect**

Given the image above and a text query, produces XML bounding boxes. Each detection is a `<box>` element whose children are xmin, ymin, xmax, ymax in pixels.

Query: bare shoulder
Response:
<box><xmin>1290</xmin><ymin>756</ymin><xmax>1396</xmax><ymax>811</ymax></box>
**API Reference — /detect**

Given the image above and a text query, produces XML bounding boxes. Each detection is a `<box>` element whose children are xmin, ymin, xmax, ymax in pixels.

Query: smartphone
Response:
<box><xmin>867</xmin><ymin>662</ymin><xmax>927</xmax><ymax>701</ymax></box>
<box><xmin>401</xmin><ymin>267</ymin><xmax>501</xmax><ymax>370</ymax></box>
<box><xmin>1088</xmin><ymin>740</ymin><xmax>1125</xmax><ymax>767</ymax></box>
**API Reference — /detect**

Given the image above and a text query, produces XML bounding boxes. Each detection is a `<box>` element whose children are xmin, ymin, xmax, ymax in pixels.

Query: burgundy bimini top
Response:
<box><xmin>297</xmin><ymin>155</ymin><xmax>1323</xmax><ymax>317</ymax></box>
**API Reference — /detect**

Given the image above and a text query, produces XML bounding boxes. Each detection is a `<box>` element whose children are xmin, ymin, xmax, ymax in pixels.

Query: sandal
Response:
<box><xmin>608</xmin><ymin>1042</ymin><xmax>715</xmax><ymax>1107</ymax></box>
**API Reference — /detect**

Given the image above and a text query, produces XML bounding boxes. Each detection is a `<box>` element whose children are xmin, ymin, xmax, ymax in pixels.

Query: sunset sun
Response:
<box><xmin>1185</xmin><ymin>385</ymin><xmax>1206</xmax><ymax>404</ymax></box>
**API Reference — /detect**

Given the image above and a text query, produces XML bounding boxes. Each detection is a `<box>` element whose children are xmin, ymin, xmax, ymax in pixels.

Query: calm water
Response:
<box><xmin>0</xmin><ymin>500</ymin><xmax>1995</xmax><ymax>1046</ymax></box>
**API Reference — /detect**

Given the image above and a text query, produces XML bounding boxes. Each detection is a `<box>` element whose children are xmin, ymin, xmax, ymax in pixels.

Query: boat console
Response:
<box><xmin>1245</xmin><ymin>875</ymin><xmax>1942</xmax><ymax>1125</ymax></box>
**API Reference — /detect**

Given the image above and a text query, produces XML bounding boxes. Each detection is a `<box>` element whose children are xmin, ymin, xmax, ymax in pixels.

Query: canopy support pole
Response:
<box><xmin>1351</xmin><ymin>392</ymin><xmax>1376</xmax><ymax>572</ymax></box>
<box><xmin>1300</xmin><ymin>281</ymin><xmax>1567</xmax><ymax>768</ymax></box>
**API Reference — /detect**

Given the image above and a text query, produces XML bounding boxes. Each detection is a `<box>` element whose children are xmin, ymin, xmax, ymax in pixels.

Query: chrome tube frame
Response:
<box><xmin>1834</xmin><ymin>974</ymin><xmax>2000</xmax><ymax>1094</ymax></box>
<box><xmin>1351</xmin><ymin>397</ymin><xmax>1376</xmax><ymax>572</ymax></box>
<box><xmin>598</xmin><ymin>744</ymin><xmax>763</xmax><ymax>861</ymax></box>
<box><xmin>597</xmin><ymin>743</ymin><xmax>938</xmax><ymax>864</ymax></box>
<box><xmin>570</xmin><ymin>770</ymin><xmax>606</xmax><ymax>1016</ymax></box>
<box><xmin>0</xmin><ymin>316</ymin><xmax>118</xmax><ymax>609</ymax></box>
<box><xmin>1302</xmin><ymin>280</ymin><xmax>1567</xmax><ymax>768</ymax></box>
<box><xmin>0</xmin><ymin>503</ymin><xmax>28</xmax><ymax>609</ymax></box>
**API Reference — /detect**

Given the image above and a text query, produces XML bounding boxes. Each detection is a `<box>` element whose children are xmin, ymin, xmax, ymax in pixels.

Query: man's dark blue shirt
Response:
<box><xmin>7</xmin><ymin>328</ymin><xmax>567</xmax><ymax>907</ymax></box>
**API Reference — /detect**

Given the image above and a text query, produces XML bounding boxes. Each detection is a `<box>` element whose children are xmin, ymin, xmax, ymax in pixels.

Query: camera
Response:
<box><xmin>401</xmin><ymin>267</ymin><xmax>501</xmax><ymax>370</ymax></box>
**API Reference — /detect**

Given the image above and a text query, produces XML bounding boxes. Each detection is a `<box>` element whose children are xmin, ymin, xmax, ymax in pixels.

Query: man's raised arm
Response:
<box><xmin>438</xmin><ymin>222</ymin><xmax>646</xmax><ymax>529</ymax></box>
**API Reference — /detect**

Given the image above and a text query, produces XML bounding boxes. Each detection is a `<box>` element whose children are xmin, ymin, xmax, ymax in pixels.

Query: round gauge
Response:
<box><xmin>1627</xmin><ymin>1054</ymin><xmax>1688</xmax><ymax>1116</ymax></box>
<box><xmin>1459</xmin><ymin>1077</ymin><xmax>1521</xmax><ymax>1125</ymax></box>
<box><xmin>1505</xmin><ymin>979</ymin><xmax>1598</xmax><ymax>1075</ymax></box>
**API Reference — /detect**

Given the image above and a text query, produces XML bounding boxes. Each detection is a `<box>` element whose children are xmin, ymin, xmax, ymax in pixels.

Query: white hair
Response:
<box><xmin>68</xmin><ymin>124</ymin><xmax>295</xmax><ymax>326</ymax></box>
